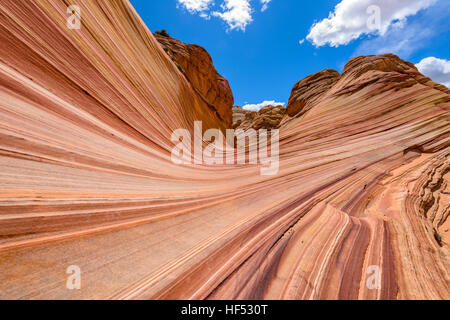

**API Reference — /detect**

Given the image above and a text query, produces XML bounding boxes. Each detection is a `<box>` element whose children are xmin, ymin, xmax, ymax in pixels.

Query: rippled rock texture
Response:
<box><xmin>0</xmin><ymin>1</ymin><xmax>449</xmax><ymax>300</ymax></box>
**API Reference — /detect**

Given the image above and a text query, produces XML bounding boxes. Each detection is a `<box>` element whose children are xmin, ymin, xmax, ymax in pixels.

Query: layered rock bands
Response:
<box><xmin>0</xmin><ymin>0</ymin><xmax>448</xmax><ymax>299</ymax></box>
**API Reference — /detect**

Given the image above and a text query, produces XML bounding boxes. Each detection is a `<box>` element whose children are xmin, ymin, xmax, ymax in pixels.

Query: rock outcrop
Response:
<box><xmin>286</xmin><ymin>54</ymin><xmax>450</xmax><ymax>121</ymax></box>
<box><xmin>232</xmin><ymin>106</ymin><xmax>256</xmax><ymax>127</ymax></box>
<box><xmin>154</xmin><ymin>33</ymin><xmax>234</xmax><ymax>127</ymax></box>
<box><xmin>337</xmin><ymin>53</ymin><xmax>450</xmax><ymax>96</ymax></box>
<box><xmin>0</xmin><ymin>1</ymin><xmax>449</xmax><ymax>300</ymax></box>
<box><xmin>232</xmin><ymin>105</ymin><xmax>286</xmax><ymax>130</ymax></box>
<box><xmin>286</xmin><ymin>68</ymin><xmax>340</xmax><ymax>117</ymax></box>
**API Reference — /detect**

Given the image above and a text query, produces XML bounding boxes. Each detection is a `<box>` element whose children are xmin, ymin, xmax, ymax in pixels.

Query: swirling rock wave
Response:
<box><xmin>0</xmin><ymin>0</ymin><xmax>449</xmax><ymax>299</ymax></box>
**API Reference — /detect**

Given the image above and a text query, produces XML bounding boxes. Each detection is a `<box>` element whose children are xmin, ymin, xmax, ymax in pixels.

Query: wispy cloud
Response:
<box><xmin>416</xmin><ymin>57</ymin><xmax>450</xmax><ymax>88</ymax></box>
<box><xmin>354</xmin><ymin>0</ymin><xmax>449</xmax><ymax>58</ymax></box>
<box><xmin>306</xmin><ymin>0</ymin><xmax>437</xmax><ymax>47</ymax></box>
<box><xmin>242</xmin><ymin>100</ymin><xmax>285</xmax><ymax>111</ymax></box>
<box><xmin>354</xmin><ymin>21</ymin><xmax>433</xmax><ymax>58</ymax></box>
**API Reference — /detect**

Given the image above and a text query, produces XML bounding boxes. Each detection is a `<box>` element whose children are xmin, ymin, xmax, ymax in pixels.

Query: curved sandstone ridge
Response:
<box><xmin>0</xmin><ymin>0</ymin><xmax>449</xmax><ymax>300</ymax></box>
<box><xmin>154</xmin><ymin>33</ymin><xmax>234</xmax><ymax>128</ymax></box>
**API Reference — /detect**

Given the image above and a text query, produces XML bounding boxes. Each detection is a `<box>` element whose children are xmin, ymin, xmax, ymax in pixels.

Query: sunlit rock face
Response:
<box><xmin>0</xmin><ymin>0</ymin><xmax>449</xmax><ymax>300</ymax></box>
<box><xmin>154</xmin><ymin>33</ymin><xmax>234</xmax><ymax>128</ymax></box>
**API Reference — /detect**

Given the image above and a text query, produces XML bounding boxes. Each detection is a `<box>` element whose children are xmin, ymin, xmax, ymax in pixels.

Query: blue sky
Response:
<box><xmin>130</xmin><ymin>0</ymin><xmax>450</xmax><ymax>110</ymax></box>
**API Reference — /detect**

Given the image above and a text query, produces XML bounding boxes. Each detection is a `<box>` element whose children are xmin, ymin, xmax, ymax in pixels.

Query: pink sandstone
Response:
<box><xmin>0</xmin><ymin>0</ymin><xmax>448</xmax><ymax>300</ymax></box>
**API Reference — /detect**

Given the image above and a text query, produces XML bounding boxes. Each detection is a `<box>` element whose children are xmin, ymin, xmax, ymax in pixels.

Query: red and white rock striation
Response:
<box><xmin>0</xmin><ymin>1</ymin><xmax>449</xmax><ymax>300</ymax></box>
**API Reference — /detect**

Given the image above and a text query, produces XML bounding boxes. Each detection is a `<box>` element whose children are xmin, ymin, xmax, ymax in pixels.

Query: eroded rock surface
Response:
<box><xmin>337</xmin><ymin>53</ymin><xmax>450</xmax><ymax>96</ymax></box>
<box><xmin>286</xmin><ymin>68</ymin><xmax>340</xmax><ymax>117</ymax></box>
<box><xmin>232</xmin><ymin>105</ymin><xmax>285</xmax><ymax>130</ymax></box>
<box><xmin>0</xmin><ymin>1</ymin><xmax>449</xmax><ymax>300</ymax></box>
<box><xmin>154</xmin><ymin>33</ymin><xmax>234</xmax><ymax>127</ymax></box>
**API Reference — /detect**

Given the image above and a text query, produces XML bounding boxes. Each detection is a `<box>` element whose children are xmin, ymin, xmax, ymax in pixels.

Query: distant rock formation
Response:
<box><xmin>232</xmin><ymin>105</ymin><xmax>286</xmax><ymax>130</ymax></box>
<box><xmin>283</xmin><ymin>53</ymin><xmax>450</xmax><ymax>127</ymax></box>
<box><xmin>154</xmin><ymin>33</ymin><xmax>234</xmax><ymax>128</ymax></box>
<box><xmin>337</xmin><ymin>53</ymin><xmax>450</xmax><ymax>96</ymax></box>
<box><xmin>232</xmin><ymin>106</ymin><xmax>255</xmax><ymax>127</ymax></box>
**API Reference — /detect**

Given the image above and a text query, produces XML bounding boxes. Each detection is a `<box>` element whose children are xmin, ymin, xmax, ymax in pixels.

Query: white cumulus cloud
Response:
<box><xmin>306</xmin><ymin>0</ymin><xmax>437</xmax><ymax>47</ymax></box>
<box><xmin>177</xmin><ymin>0</ymin><xmax>213</xmax><ymax>13</ymax></box>
<box><xmin>242</xmin><ymin>100</ymin><xmax>285</xmax><ymax>112</ymax></box>
<box><xmin>177</xmin><ymin>0</ymin><xmax>274</xmax><ymax>31</ymax></box>
<box><xmin>212</xmin><ymin>0</ymin><xmax>253</xmax><ymax>31</ymax></box>
<box><xmin>416</xmin><ymin>57</ymin><xmax>450</xmax><ymax>88</ymax></box>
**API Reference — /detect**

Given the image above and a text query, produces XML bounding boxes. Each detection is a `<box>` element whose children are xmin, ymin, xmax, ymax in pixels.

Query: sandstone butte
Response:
<box><xmin>0</xmin><ymin>0</ymin><xmax>449</xmax><ymax>300</ymax></box>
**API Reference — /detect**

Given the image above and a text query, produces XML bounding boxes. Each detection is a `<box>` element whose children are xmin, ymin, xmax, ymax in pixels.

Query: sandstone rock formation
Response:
<box><xmin>283</xmin><ymin>54</ymin><xmax>450</xmax><ymax>126</ymax></box>
<box><xmin>154</xmin><ymin>32</ymin><xmax>234</xmax><ymax>128</ymax></box>
<box><xmin>232</xmin><ymin>105</ymin><xmax>285</xmax><ymax>130</ymax></box>
<box><xmin>0</xmin><ymin>1</ymin><xmax>449</xmax><ymax>300</ymax></box>
<box><xmin>286</xmin><ymin>68</ymin><xmax>340</xmax><ymax>118</ymax></box>
<box><xmin>232</xmin><ymin>106</ymin><xmax>255</xmax><ymax>124</ymax></box>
